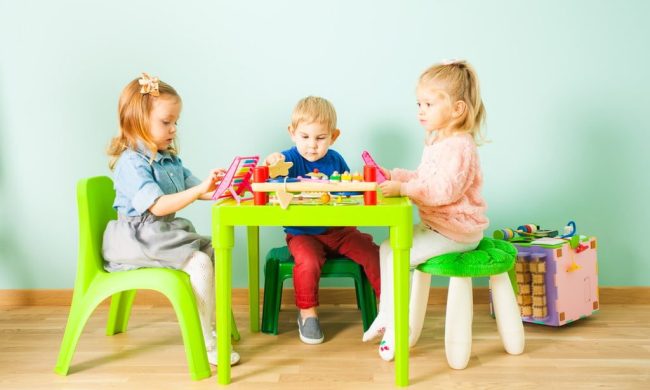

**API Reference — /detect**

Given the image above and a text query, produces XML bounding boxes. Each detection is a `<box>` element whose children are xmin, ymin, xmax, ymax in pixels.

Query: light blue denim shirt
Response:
<box><xmin>112</xmin><ymin>144</ymin><xmax>202</xmax><ymax>216</ymax></box>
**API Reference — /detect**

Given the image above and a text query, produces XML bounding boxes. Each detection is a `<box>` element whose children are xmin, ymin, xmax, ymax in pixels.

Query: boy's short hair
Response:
<box><xmin>290</xmin><ymin>96</ymin><xmax>337</xmax><ymax>132</ymax></box>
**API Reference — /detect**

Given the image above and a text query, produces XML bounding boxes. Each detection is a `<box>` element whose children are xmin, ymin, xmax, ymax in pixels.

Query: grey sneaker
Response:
<box><xmin>297</xmin><ymin>314</ymin><xmax>324</xmax><ymax>344</ymax></box>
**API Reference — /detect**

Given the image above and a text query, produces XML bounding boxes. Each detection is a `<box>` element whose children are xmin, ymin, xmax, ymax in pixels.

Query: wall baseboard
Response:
<box><xmin>0</xmin><ymin>287</ymin><xmax>647</xmax><ymax>307</ymax></box>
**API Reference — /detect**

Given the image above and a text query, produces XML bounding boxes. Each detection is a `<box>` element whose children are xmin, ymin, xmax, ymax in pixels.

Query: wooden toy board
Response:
<box><xmin>251</xmin><ymin>181</ymin><xmax>376</xmax><ymax>193</ymax></box>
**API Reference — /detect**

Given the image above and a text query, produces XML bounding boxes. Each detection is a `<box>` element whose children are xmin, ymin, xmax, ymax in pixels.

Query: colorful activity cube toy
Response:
<box><xmin>492</xmin><ymin>225</ymin><xmax>599</xmax><ymax>326</ymax></box>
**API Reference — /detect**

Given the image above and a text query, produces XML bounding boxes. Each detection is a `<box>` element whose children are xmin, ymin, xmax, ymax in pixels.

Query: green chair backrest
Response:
<box><xmin>75</xmin><ymin>176</ymin><xmax>117</xmax><ymax>293</ymax></box>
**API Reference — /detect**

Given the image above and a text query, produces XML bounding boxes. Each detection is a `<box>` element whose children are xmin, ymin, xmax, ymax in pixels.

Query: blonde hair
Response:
<box><xmin>107</xmin><ymin>76</ymin><xmax>181</xmax><ymax>169</ymax></box>
<box><xmin>419</xmin><ymin>60</ymin><xmax>486</xmax><ymax>144</ymax></box>
<box><xmin>290</xmin><ymin>96</ymin><xmax>337</xmax><ymax>133</ymax></box>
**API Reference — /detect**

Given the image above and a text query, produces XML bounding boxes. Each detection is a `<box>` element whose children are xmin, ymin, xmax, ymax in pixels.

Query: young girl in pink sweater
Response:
<box><xmin>363</xmin><ymin>60</ymin><xmax>490</xmax><ymax>362</ymax></box>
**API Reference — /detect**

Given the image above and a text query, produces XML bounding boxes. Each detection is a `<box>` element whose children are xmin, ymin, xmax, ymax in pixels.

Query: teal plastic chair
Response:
<box><xmin>54</xmin><ymin>176</ymin><xmax>239</xmax><ymax>380</ymax></box>
<box><xmin>261</xmin><ymin>246</ymin><xmax>378</xmax><ymax>335</ymax></box>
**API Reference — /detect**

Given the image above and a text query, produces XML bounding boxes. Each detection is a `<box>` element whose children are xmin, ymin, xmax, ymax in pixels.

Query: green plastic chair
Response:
<box><xmin>261</xmin><ymin>246</ymin><xmax>378</xmax><ymax>335</ymax></box>
<box><xmin>54</xmin><ymin>176</ymin><xmax>239</xmax><ymax>380</ymax></box>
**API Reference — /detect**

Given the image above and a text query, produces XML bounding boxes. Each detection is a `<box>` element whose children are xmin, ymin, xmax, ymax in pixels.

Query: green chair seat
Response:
<box><xmin>261</xmin><ymin>246</ymin><xmax>378</xmax><ymax>335</ymax></box>
<box><xmin>417</xmin><ymin>237</ymin><xmax>517</xmax><ymax>278</ymax></box>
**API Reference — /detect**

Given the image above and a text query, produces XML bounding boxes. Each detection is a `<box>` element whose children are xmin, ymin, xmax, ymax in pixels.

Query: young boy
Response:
<box><xmin>264</xmin><ymin>96</ymin><xmax>381</xmax><ymax>344</ymax></box>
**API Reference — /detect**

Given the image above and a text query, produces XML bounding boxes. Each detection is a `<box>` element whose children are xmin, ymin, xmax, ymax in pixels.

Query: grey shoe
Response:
<box><xmin>297</xmin><ymin>314</ymin><xmax>324</xmax><ymax>344</ymax></box>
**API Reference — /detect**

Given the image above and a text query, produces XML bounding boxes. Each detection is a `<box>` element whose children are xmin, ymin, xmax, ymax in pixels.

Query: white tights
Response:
<box><xmin>362</xmin><ymin>224</ymin><xmax>479</xmax><ymax>361</ymax></box>
<box><xmin>182</xmin><ymin>251</ymin><xmax>240</xmax><ymax>366</ymax></box>
<box><xmin>181</xmin><ymin>251</ymin><xmax>216</xmax><ymax>350</ymax></box>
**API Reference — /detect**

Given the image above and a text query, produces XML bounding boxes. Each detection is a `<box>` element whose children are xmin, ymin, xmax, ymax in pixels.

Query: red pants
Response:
<box><xmin>286</xmin><ymin>227</ymin><xmax>381</xmax><ymax>309</ymax></box>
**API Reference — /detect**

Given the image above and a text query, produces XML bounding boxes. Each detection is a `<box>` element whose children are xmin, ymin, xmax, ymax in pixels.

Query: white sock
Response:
<box><xmin>206</xmin><ymin>346</ymin><xmax>241</xmax><ymax>366</ymax></box>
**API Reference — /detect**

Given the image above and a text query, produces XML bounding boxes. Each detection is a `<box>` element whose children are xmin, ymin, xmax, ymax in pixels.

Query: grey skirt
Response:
<box><xmin>102</xmin><ymin>213</ymin><xmax>213</xmax><ymax>272</ymax></box>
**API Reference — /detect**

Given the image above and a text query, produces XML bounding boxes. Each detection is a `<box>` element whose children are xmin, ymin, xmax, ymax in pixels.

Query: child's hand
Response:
<box><xmin>379</xmin><ymin>180</ymin><xmax>402</xmax><ymax>197</ymax></box>
<box><xmin>264</xmin><ymin>153</ymin><xmax>285</xmax><ymax>166</ymax></box>
<box><xmin>196</xmin><ymin>168</ymin><xmax>225</xmax><ymax>197</ymax></box>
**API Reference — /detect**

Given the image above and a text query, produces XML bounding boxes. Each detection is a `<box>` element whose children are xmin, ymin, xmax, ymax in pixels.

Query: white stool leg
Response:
<box><xmin>490</xmin><ymin>272</ymin><xmax>525</xmax><ymax>355</ymax></box>
<box><xmin>445</xmin><ymin>277</ymin><xmax>473</xmax><ymax>369</ymax></box>
<box><xmin>409</xmin><ymin>270</ymin><xmax>431</xmax><ymax>347</ymax></box>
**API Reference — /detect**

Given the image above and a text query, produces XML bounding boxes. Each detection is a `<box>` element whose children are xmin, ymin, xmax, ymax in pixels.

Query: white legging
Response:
<box><xmin>379</xmin><ymin>224</ymin><xmax>479</xmax><ymax>346</ymax></box>
<box><xmin>181</xmin><ymin>251</ymin><xmax>215</xmax><ymax>350</ymax></box>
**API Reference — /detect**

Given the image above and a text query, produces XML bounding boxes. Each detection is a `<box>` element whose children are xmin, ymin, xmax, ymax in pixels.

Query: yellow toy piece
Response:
<box><xmin>268</xmin><ymin>160</ymin><xmax>293</xmax><ymax>178</ymax></box>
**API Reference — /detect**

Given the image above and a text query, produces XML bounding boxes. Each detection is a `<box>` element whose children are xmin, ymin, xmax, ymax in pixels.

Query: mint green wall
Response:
<box><xmin>1</xmin><ymin>1</ymin><xmax>648</xmax><ymax>289</ymax></box>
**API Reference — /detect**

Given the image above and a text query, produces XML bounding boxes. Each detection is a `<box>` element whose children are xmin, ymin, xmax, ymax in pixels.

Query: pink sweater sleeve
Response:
<box><xmin>390</xmin><ymin>167</ymin><xmax>417</xmax><ymax>182</ymax></box>
<box><xmin>401</xmin><ymin>137</ymin><xmax>476</xmax><ymax>207</ymax></box>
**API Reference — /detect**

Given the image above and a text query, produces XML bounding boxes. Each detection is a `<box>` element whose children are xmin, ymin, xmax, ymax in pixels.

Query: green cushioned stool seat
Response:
<box><xmin>261</xmin><ymin>246</ymin><xmax>378</xmax><ymax>335</ymax></box>
<box><xmin>417</xmin><ymin>237</ymin><xmax>517</xmax><ymax>280</ymax></box>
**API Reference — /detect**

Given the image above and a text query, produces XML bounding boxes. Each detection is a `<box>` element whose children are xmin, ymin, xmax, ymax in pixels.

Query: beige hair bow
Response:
<box><xmin>138</xmin><ymin>73</ymin><xmax>160</xmax><ymax>96</ymax></box>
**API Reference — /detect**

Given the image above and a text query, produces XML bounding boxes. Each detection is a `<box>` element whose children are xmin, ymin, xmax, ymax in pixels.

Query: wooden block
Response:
<box><xmin>533</xmin><ymin>296</ymin><xmax>546</xmax><ymax>306</ymax></box>
<box><xmin>533</xmin><ymin>306</ymin><xmax>547</xmax><ymax>318</ymax></box>
<box><xmin>521</xmin><ymin>295</ymin><xmax>532</xmax><ymax>305</ymax></box>
<box><xmin>517</xmin><ymin>273</ymin><xmax>531</xmax><ymax>283</ymax></box>
<box><xmin>516</xmin><ymin>262</ymin><xmax>528</xmax><ymax>272</ymax></box>
<box><xmin>532</xmin><ymin>274</ymin><xmax>545</xmax><ymax>284</ymax></box>
<box><xmin>519</xmin><ymin>284</ymin><xmax>531</xmax><ymax>294</ymax></box>
<box><xmin>268</xmin><ymin>160</ymin><xmax>293</xmax><ymax>178</ymax></box>
<box><xmin>533</xmin><ymin>285</ymin><xmax>546</xmax><ymax>295</ymax></box>
<box><xmin>536</xmin><ymin>261</ymin><xmax>546</xmax><ymax>273</ymax></box>
<box><xmin>521</xmin><ymin>306</ymin><xmax>533</xmax><ymax>316</ymax></box>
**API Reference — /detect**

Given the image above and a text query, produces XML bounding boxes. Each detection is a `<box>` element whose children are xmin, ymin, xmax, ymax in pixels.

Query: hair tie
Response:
<box><xmin>138</xmin><ymin>72</ymin><xmax>160</xmax><ymax>96</ymax></box>
<box><xmin>441</xmin><ymin>58</ymin><xmax>464</xmax><ymax>66</ymax></box>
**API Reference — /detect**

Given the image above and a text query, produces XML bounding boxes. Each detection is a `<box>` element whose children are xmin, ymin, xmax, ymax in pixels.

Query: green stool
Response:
<box><xmin>413</xmin><ymin>237</ymin><xmax>525</xmax><ymax>370</ymax></box>
<box><xmin>261</xmin><ymin>246</ymin><xmax>378</xmax><ymax>335</ymax></box>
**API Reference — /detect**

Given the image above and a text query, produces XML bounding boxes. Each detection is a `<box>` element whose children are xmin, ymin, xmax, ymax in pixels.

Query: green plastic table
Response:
<box><xmin>212</xmin><ymin>195</ymin><xmax>413</xmax><ymax>386</ymax></box>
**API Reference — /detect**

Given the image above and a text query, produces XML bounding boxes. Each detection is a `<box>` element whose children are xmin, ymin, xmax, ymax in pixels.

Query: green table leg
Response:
<box><xmin>247</xmin><ymin>226</ymin><xmax>260</xmax><ymax>332</ymax></box>
<box><xmin>391</xmin><ymin>222</ymin><xmax>412</xmax><ymax>387</ymax></box>
<box><xmin>216</xmin><ymin>225</ymin><xmax>234</xmax><ymax>384</ymax></box>
<box><xmin>393</xmin><ymin>246</ymin><xmax>410</xmax><ymax>387</ymax></box>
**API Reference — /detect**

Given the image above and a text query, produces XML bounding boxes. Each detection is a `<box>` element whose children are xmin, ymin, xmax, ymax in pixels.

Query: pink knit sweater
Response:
<box><xmin>391</xmin><ymin>133</ymin><xmax>488</xmax><ymax>243</ymax></box>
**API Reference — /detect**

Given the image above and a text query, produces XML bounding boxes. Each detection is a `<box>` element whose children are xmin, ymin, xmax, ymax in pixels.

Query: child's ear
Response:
<box><xmin>330</xmin><ymin>128</ymin><xmax>341</xmax><ymax>144</ymax></box>
<box><xmin>452</xmin><ymin>101</ymin><xmax>467</xmax><ymax>118</ymax></box>
<box><xmin>287</xmin><ymin>125</ymin><xmax>296</xmax><ymax>140</ymax></box>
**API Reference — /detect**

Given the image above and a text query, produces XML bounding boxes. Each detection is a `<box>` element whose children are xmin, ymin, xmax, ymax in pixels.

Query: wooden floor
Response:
<box><xmin>1</xmin><ymin>302</ymin><xmax>649</xmax><ymax>389</ymax></box>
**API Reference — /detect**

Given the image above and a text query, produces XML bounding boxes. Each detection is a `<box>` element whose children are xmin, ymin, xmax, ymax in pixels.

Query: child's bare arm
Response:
<box><xmin>149</xmin><ymin>169</ymin><xmax>223</xmax><ymax>215</ymax></box>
